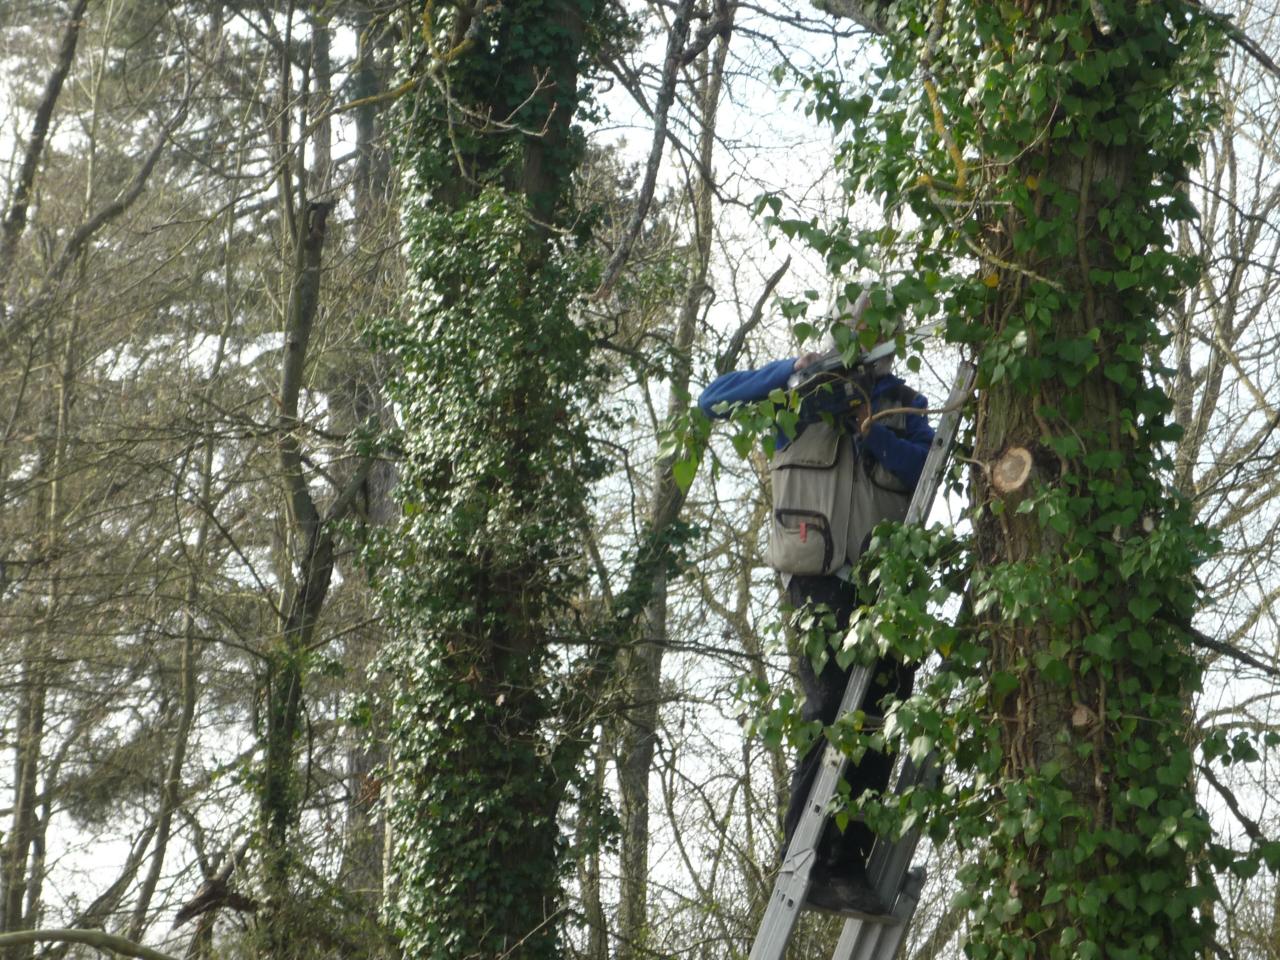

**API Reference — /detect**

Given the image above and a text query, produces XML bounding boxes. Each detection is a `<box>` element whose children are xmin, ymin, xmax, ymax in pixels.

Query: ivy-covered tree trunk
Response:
<box><xmin>801</xmin><ymin>2</ymin><xmax>1230</xmax><ymax>958</ymax></box>
<box><xmin>379</xmin><ymin>4</ymin><xmax>617</xmax><ymax>958</ymax></box>
<box><xmin>959</xmin><ymin>10</ymin><xmax>1221</xmax><ymax>954</ymax></box>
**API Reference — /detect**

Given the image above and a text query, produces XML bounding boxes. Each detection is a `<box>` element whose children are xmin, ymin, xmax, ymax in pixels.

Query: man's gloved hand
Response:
<box><xmin>856</xmin><ymin>402</ymin><xmax>872</xmax><ymax>435</ymax></box>
<box><xmin>794</xmin><ymin>351</ymin><xmax>825</xmax><ymax>372</ymax></box>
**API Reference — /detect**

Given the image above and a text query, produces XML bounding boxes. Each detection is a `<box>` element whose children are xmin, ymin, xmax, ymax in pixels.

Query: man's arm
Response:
<box><xmin>697</xmin><ymin>357</ymin><xmax>797</xmax><ymax>419</ymax></box>
<box><xmin>862</xmin><ymin>393</ymin><xmax>934</xmax><ymax>489</ymax></box>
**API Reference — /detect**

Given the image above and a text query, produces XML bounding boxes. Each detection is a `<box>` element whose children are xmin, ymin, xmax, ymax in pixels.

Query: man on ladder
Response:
<box><xmin>698</xmin><ymin>290</ymin><xmax>936</xmax><ymax>918</ymax></box>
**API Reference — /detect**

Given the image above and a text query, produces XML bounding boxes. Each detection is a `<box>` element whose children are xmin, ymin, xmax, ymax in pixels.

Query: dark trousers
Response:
<box><xmin>783</xmin><ymin>574</ymin><xmax>914</xmax><ymax>871</ymax></box>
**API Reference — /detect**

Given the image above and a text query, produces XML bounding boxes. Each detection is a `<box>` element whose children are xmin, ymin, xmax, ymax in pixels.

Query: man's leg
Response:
<box><xmin>782</xmin><ymin>574</ymin><xmax>858</xmax><ymax>867</ymax></box>
<box><xmin>825</xmin><ymin>656</ymin><xmax>915</xmax><ymax>865</ymax></box>
<box><xmin>782</xmin><ymin>574</ymin><xmax>916</xmax><ymax>905</ymax></box>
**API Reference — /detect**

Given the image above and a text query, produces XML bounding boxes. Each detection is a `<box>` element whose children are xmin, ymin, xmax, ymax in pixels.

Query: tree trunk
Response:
<box><xmin>386</xmin><ymin>4</ymin><xmax>616</xmax><ymax>957</ymax></box>
<box><xmin>259</xmin><ymin>200</ymin><xmax>336</xmax><ymax>959</ymax></box>
<box><xmin>615</xmin><ymin>18</ymin><xmax>732</xmax><ymax>954</ymax></box>
<box><xmin>956</xmin><ymin>6</ymin><xmax>1223</xmax><ymax>957</ymax></box>
<box><xmin>335</xmin><ymin>8</ymin><xmax>397</xmax><ymax>915</ymax></box>
<box><xmin>812</xmin><ymin>3</ymin><xmax>1225</xmax><ymax>956</ymax></box>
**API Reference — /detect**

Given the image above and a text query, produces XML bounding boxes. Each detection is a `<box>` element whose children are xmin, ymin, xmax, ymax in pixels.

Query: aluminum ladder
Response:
<box><xmin>748</xmin><ymin>362</ymin><xmax>974</xmax><ymax>960</ymax></box>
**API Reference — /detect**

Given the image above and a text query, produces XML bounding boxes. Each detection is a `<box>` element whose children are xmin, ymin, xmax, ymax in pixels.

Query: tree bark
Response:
<box><xmin>974</xmin><ymin>137</ymin><xmax>1133</xmax><ymax>836</ymax></box>
<box><xmin>260</xmin><ymin>199</ymin><xmax>334</xmax><ymax>959</ymax></box>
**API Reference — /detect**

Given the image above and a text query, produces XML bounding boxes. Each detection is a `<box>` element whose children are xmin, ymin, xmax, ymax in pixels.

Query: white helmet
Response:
<box><xmin>819</xmin><ymin>289</ymin><xmax>873</xmax><ymax>353</ymax></box>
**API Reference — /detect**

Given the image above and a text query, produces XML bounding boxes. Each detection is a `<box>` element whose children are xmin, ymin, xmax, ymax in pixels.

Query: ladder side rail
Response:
<box><xmin>831</xmin><ymin>363</ymin><xmax>971</xmax><ymax>906</ymax></box>
<box><xmin>747</xmin><ymin>664</ymin><xmax>877</xmax><ymax>960</ymax></box>
<box><xmin>870</xmin><ymin>871</ymin><xmax>926</xmax><ymax>960</ymax></box>
<box><xmin>834</xmin><ymin>364</ymin><xmax>973</xmax><ymax>960</ymax></box>
<box><xmin>794</xmin><ymin>666</ymin><xmax>876</xmax><ymax>854</ymax></box>
<box><xmin>833</xmin><ymin>918</ymin><xmax>875</xmax><ymax>960</ymax></box>
<box><xmin>902</xmin><ymin>363</ymin><xmax>975</xmax><ymax>524</ymax></box>
<box><xmin>856</xmin><ymin>365</ymin><xmax>974</xmax><ymax>908</ymax></box>
<box><xmin>746</xmin><ymin>890</ymin><xmax>806</xmax><ymax>960</ymax></box>
<box><xmin>866</xmin><ymin>754</ymin><xmax>939</xmax><ymax>904</ymax></box>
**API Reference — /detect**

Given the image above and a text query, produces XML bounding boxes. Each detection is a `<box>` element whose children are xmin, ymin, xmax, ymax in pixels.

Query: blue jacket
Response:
<box><xmin>698</xmin><ymin>357</ymin><xmax>935</xmax><ymax>489</ymax></box>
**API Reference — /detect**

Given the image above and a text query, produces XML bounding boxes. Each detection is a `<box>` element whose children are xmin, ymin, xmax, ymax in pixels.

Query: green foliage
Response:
<box><xmin>372</xmin><ymin>186</ymin><xmax>605</xmax><ymax>957</ymax></box>
<box><xmin>733</xmin><ymin>3</ymin><xmax>1241</xmax><ymax>958</ymax></box>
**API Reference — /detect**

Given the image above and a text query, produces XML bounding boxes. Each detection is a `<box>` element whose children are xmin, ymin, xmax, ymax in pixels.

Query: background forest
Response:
<box><xmin>1</xmin><ymin>1</ymin><xmax>1279</xmax><ymax>959</ymax></box>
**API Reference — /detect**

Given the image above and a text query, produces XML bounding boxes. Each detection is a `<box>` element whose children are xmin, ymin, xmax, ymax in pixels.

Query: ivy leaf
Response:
<box><xmin>671</xmin><ymin>454</ymin><xmax>698</xmax><ymax>494</ymax></box>
<box><xmin>1127</xmin><ymin>595</ymin><xmax>1160</xmax><ymax>622</ymax></box>
<box><xmin>1126</xmin><ymin>786</ymin><xmax>1158</xmax><ymax>809</ymax></box>
<box><xmin>909</xmin><ymin>734</ymin><xmax>934</xmax><ymax>763</ymax></box>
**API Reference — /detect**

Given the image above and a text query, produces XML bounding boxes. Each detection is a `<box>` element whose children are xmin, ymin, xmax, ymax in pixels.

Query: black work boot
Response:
<box><xmin>804</xmin><ymin>860</ymin><xmax>886</xmax><ymax>918</ymax></box>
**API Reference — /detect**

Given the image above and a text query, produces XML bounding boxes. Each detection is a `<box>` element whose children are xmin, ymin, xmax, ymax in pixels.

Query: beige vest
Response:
<box><xmin>766</xmin><ymin>419</ymin><xmax>912</xmax><ymax>576</ymax></box>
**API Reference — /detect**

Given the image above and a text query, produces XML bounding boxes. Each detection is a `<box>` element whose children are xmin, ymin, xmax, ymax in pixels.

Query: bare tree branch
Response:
<box><xmin>0</xmin><ymin>0</ymin><xmax>92</xmax><ymax>310</ymax></box>
<box><xmin>594</xmin><ymin>0</ymin><xmax>697</xmax><ymax>299</ymax></box>
<box><xmin>0</xmin><ymin>929</ymin><xmax>180</xmax><ymax>960</ymax></box>
<box><xmin>0</xmin><ymin>72</ymin><xmax>196</xmax><ymax>357</ymax></box>
<box><xmin>1184</xmin><ymin>623</ymin><xmax>1280</xmax><ymax>681</ymax></box>
<box><xmin>1199</xmin><ymin>762</ymin><xmax>1268</xmax><ymax>844</ymax></box>
<box><xmin>716</xmin><ymin>257</ymin><xmax>790</xmax><ymax>374</ymax></box>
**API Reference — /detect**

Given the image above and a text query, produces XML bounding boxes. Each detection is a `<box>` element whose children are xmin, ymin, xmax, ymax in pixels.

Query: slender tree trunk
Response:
<box><xmin>335</xmin><ymin>8</ymin><xmax>396</xmax><ymax>914</ymax></box>
<box><xmin>615</xmin><ymin>18</ymin><xmax>732</xmax><ymax>955</ymax></box>
<box><xmin>1</xmin><ymin>660</ymin><xmax>47</xmax><ymax>947</ymax></box>
<box><xmin>260</xmin><ymin>200</ymin><xmax>335</xmax><ymax>959</ymax></box>
<box><xmin>2</xmin><ymin>315</ymin><xmax>77</xmax><ymax>956</ymax></box>
<box><xmin>578</xmin><ymin>740</ymin><xmax>610</xmax><ymax>960</ymax></box>
<box><xmin>615</xmin><ymin>576</ymin><xmax>665</xmax><ymax>959</ymax></box>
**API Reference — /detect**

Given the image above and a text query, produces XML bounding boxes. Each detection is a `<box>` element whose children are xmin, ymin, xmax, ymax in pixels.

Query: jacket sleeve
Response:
<box><xmin>862</xmin><ymin>392</ymin><xmax>934</xmax><ymax>489</ymax></box>
<box><xmin>697</xmin><ymin>358</ymin><xmax>796</xmax><ymax>419</ymax></box>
